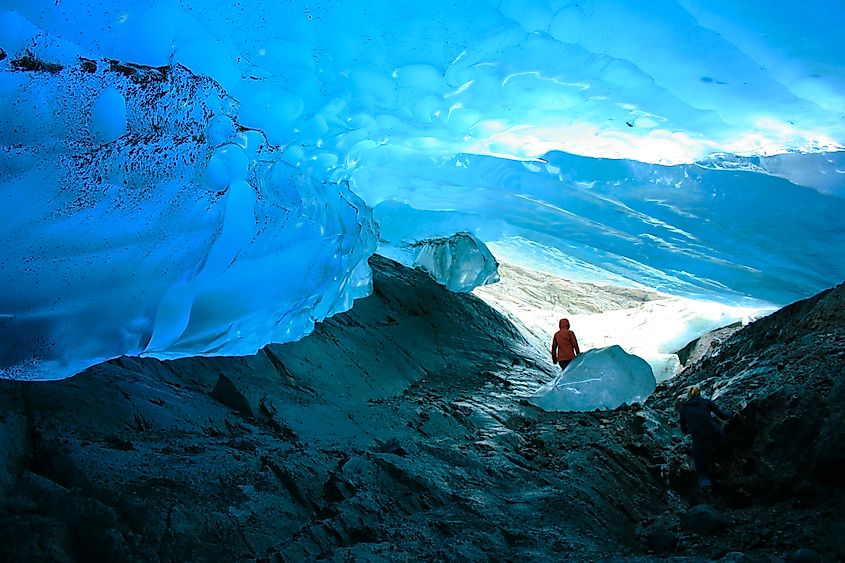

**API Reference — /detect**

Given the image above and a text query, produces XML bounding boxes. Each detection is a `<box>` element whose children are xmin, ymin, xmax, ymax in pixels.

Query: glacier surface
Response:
<box><xmin>2</xmin><ymin>0</ymin><xmax>845</xmax><ymax>379</ymax></box>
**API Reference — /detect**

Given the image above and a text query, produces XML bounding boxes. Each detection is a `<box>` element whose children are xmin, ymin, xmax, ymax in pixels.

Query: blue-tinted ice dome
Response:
<box><xmin>530</xmin><ymin>345</ymin><xmax>656</xmax><ymax>412</ymax></box>
<box><xmin>2</xmin><ymin>1</ymin><xmax>844</xmax><ymax>379</ymax></box>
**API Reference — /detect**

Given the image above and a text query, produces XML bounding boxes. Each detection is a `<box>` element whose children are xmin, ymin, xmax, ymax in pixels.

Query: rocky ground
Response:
<box><xmin>1</xmin><ymin>256</ymin><xmax>843</xmax><ymax>562</ymax></box>
<box><xmin>647</xmin><ymin>281</ymin><xmax>845</xmax><ymax>561</ymax></box>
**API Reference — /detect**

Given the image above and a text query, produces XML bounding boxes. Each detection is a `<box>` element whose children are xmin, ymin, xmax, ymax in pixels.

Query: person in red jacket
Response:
<box><xmin>551</xmin><ymin>318</ymin><xmax>580</xmax><ymax>371</ymax></box>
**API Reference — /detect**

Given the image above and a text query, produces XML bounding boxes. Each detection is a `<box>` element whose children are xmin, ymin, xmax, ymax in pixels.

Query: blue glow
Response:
<box><xmin>2</xmin><ymin>1</ymin><xmax>844</xmax><ymax>379</ymax></box>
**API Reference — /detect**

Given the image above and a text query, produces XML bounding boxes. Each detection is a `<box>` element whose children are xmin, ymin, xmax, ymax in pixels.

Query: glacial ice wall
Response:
<box><xmin>0</xmin><ymin>60</ymin><xmax>376</xmax><ymax>380</ymax></box>
<box><xmin>2</xmin><ymin>0</ymin><xmax>845</xmax><ymax>379</ymax></box>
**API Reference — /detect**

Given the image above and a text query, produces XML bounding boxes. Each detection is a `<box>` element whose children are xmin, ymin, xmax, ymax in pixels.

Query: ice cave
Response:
<box><xmin>2</xmin><ymin>0</ymin><xmax>844</xmax><ymax>381</ymax></box>
<box><xmin>1</xmin><ymin>1</ymin><xmax>844</xmax><ymax>561</ymax></box>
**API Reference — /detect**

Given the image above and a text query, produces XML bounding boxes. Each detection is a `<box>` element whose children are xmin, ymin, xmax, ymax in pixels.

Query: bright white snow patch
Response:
<box><xmin>474</xmin><ymin>260</ymin><xmax>775</xmax><ymax>382</ymax></box>
<box><xmin>569</xmin><ymin>298</ymin><xmax>768</xmax><ymax>382</ymax></box>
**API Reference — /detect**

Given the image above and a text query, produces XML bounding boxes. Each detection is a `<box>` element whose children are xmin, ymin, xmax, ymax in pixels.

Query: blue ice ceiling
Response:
<box><xmin>2</xmin><ymin>0</ymin><xmax>845</xmax><ymax>380</ymax></box>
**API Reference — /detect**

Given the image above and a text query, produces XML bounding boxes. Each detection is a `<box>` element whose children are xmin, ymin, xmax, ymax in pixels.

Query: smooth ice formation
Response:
<box><xmin>0</xmin><ymin>62</ymin><xmax>376</xmax><ymax>380</ymax></box>
<box><xmin>378</xmin><ymin>232</ymin><xmax>499</xmax><ymax>293</ymax></box>
<box><xmin>2</xmin><ymin>1</ymin><xmax>845</xmax><ymax>379</ymax></box>
<box><xmin>529</xmin><ymin>345</ymin><xmax>656</xmax><ymax>412</ymax></box>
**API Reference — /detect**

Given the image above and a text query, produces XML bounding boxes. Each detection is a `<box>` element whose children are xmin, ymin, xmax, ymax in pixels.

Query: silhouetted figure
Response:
<box><xmin>679</xmin><ymin>386</ymin><xmax>735</xmax><ymax>492</ymax></box>
<box><xmin>551</xmin><ymin>318</ymin><xmax>580</xmax><ymax>371</ymax></box>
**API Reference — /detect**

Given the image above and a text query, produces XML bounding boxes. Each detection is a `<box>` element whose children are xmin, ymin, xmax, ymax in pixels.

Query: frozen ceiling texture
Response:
<box><xmin>1</xmin><ymin>0</ymin><xmax>844</xmax><ymax>380</ymax></box>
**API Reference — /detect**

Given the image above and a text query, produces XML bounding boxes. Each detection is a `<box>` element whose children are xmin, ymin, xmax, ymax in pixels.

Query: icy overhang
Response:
<box><xmin>2</xmin><ymin>1</ymin><xmax>845</xmax><ymax>379</ymax></box>
<box><xmin>5</xmin><ymin>0</ymin><xmax>845</xmax><ymax>163</ymax></box>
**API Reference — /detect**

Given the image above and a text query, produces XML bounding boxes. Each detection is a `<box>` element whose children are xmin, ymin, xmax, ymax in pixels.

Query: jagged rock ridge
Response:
<box><xmin>1</xmin><ymin>257</ymin><xmax>843</xmax><ymax>561</ymax></box>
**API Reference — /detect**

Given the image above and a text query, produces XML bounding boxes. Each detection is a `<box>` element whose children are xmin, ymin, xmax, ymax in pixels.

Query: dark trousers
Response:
<box><xmin>558</xmin><ymin>359</ymin><xmax>572</xmax><ymax>371</ymax></box>
<box><xmin>691</xmin><ymin>433</ymin><xmax>722</xmax><ymax>488</ymax></box>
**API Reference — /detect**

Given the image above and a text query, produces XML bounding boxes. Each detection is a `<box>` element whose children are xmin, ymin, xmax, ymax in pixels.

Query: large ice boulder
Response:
<box><xmin>529</xmin><ymin>345</ymin><xmax>656</xmax><ymax>412</ymax></box>
<box><xmin>379</xmin><ymin>232</ymin><xmax>499</xmax><ymax>293</ymax></box>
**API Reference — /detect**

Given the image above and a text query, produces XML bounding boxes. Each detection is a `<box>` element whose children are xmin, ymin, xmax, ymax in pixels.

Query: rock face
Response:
<box><xmin>650</xmin><ymin>281</ymin><xmax>845</xmax><ymax>559</ymax></box>
<box><xmin>0</xmin><ymin>257</ymin><xmax>843</xmax><ymax>561</ymax></box>
<box><xmin>0</xmin><ymin>256</ymin><xmax>668</xmax><ymax>561</ymax></box>
<box><xmin>675</xmin><ymin>321</ymin><xmax>743</xmax><ymax>368</ymax></box>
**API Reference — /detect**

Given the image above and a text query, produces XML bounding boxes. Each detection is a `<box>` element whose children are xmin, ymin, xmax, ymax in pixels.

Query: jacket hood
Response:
<box><xmin>559</xmin><ymin>318</ymin><xmax>570</xmax><ymax>330</ymax></box>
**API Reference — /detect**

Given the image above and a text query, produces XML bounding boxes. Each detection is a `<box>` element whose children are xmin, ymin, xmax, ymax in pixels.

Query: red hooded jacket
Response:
<box><xmin>551</xmin><ymin>318</ymin><xmax>580</xmax><ymax>362</ymax></box>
